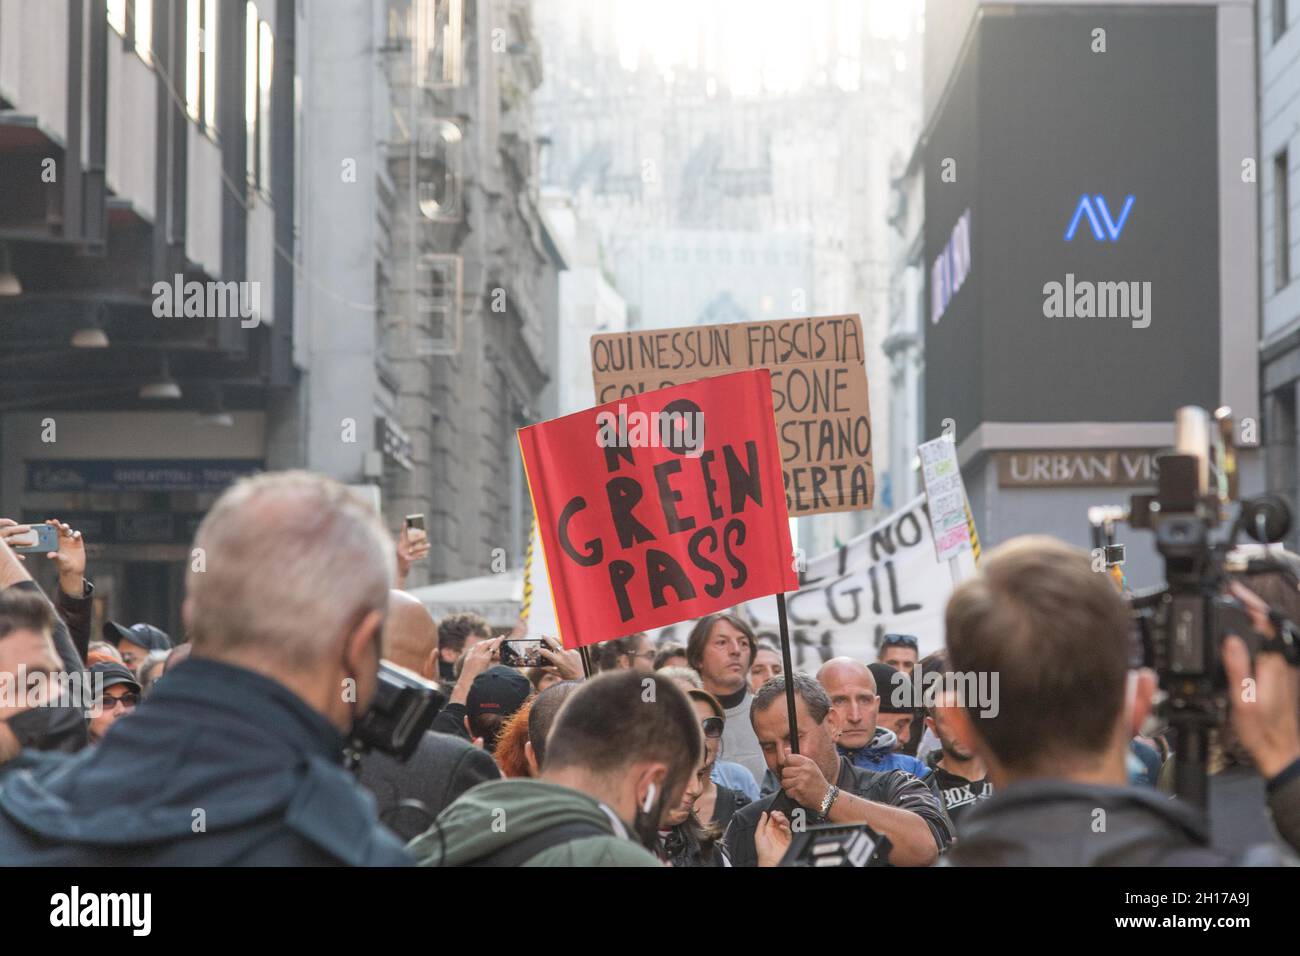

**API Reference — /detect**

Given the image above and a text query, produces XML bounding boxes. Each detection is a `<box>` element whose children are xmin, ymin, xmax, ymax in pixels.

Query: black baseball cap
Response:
<box><xmin>103</xmin><ymin>621</ymin><xmax>172</xmax><ymax>653</ymax></box>
<box><xmin>467</xmin><ymin>665</ymin><xmax>532</xmax><ymax>720</ymax></box>
<box><xmin>88</xmin><ymin>661</ymin><xmax>142</xmax><ymax>696</ymax></box>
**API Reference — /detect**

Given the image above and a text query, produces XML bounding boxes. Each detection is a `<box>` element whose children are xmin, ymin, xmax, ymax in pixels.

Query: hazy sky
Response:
<box><xmin>611</xmin><ymin>0</ymin><xmax>918</xmax><ymax>95</ymax></box>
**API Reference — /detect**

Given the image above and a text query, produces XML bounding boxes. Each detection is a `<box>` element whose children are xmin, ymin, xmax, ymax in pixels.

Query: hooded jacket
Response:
<box><xmin>0</xmin><ymin>657</ymin><xmax>409</xmax><ymax>866</ymax></box>
<box><xmin>840</xmin><ymin>727</ymin><xmax>932</xmax><ymax>780</ymax></box>
<box><xmin>946</xmin><ymin>778</ymin><xmax>1283</xmax><ymax>866</ymax></box>
<box><xmin>408</xmin><ymin>778</ymin><xmax>662</xmax><ymax>866</ymax></box>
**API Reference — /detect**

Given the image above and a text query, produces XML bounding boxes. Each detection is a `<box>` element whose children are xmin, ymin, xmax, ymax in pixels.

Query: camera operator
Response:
<box><xmin>0</xmin><ymin>471</ymin><xmax>411</xmax><ymax>865</ymax></box>
<box><xmin>944</xmin><ymin>535</ymin><xmax>1299</xmax><ymax>866</ymax></box>
<box><xmin>1215</xmin><ymin>573</ymin><xmax>1300</xmax><ymax>856</ymax></box>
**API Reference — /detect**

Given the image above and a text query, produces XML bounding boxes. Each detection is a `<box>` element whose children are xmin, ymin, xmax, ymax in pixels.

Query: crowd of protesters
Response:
<box><xmin>1</xmin><ymin>470</ymin><xmax>1300</xmax><ymax>865</ymax></box>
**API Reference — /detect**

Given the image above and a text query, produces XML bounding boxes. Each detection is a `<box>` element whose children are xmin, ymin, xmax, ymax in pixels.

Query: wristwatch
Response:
<box><xmin>818</xmin><ymin>784</ymin><xmax>840</xmax><ymax>818</ymax></box>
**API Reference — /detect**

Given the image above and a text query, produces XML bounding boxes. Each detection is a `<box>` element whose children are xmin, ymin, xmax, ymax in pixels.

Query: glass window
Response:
<box><xmin>204</xmin><ymin>0</ymin><xmax>218</xmax><ymax>132</ymax></box>
<box><xmin>186</xmin><ymin>0</ymin><xmax>219</xmax><ymax>133</ymax></box>
<box><xmin>246</xmin><ymin>2</ymin><xmax>258</xmax><ymax>183</ymax></box>
<box><xmin>134</xmin><ymin>0</ymin><xmax>153</xmax><ymax>63</ymax></box>
<box><xmin>108</xmin><ymin>0</ymin><xmax>127</xmax><ymax>36</ymax></box>
<box><xmin>259</xmin><ymin>19</ymin><xmax>274</xmax><ymax>192</ymax></box>
<box><xmin>1276</xmin><ymin>149</ymin><xmax>1291</xmax><ymax>291</ymax></box>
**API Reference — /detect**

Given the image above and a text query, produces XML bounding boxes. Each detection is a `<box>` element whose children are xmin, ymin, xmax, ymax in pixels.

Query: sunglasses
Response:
<box><xmin>701</xmin><ymin>716</ymin><xmax>724</xmax><ymax>739</ymax></box>
<box><xmin>99</xmin><ymin>692</ymin><xmax>140</xmax><ymax>711</ymax></box>
<box><xmin>882</xmin><ymin>634</ymin><xmax>919</xmax><ymax>649</ymax></box>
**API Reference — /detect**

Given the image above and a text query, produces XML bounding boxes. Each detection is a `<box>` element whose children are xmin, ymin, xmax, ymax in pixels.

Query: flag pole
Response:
<box><xmin>578</xmin><ymin>645</ymin><xmax>593</xmax><ymax>679</ymax></box>
<box><xmin>775</xmin><ymin>592</ymin><xmax>800</xmax><ymax>755</ymax></box>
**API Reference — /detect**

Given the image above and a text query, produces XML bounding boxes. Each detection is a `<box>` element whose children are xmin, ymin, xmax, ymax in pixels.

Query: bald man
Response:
<box><xmin>356</xmin><ymin>591</ymin><xmax>500</xmax><ymax>841</ymax></box>
<box><xmin>817</xmin><ymin>657</ymin><xmax>933</xmax><ymax>784</ymax></box>
<box><xmin>383</xmin><ymin>590</ymin><xmax>439</xmax><ymax>676</ymax></box>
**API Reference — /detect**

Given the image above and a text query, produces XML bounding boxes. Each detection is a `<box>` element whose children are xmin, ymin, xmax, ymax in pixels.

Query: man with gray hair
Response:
<box><xmin>0</xmin><ymin>471</ymin><xmax>411</xmax><ymax>865</ymax></box>
<box><xmin>722</xmin><ymin>673</ymin><xmax>953</xmax><ymax>867</ymax></box>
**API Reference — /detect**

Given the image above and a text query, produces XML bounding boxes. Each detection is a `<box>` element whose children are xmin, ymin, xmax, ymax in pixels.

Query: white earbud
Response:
<box><xmin>642</xmin><ymin>781</ymin><xmax>658</xmax><ymax>814</ymax></box>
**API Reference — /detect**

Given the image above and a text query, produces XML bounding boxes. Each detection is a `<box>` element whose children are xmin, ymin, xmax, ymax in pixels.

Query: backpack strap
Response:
<box><xmin>468</xmin><ymin>819</ymin><xmax>611</xmax><ymax>867</ymax></box>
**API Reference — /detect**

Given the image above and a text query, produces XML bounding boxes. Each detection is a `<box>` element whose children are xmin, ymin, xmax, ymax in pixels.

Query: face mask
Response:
<box><xmin>6</xmin><ymin>704</ymin><xmax>89</xmax><ymax>755</ymax></box>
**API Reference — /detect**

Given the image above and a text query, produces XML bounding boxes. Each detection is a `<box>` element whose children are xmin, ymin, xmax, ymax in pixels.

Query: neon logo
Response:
<box><xmin>1064</xmin><ymin>194</ymin><xmax>1134</xmax><ymax>242</ymax></box>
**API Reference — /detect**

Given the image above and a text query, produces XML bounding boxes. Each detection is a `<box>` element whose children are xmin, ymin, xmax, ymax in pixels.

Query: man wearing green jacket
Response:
<box><xmin>409</xmin><ymin>670</ymin><xmax>703</xmax><ymax>866</ymax></box>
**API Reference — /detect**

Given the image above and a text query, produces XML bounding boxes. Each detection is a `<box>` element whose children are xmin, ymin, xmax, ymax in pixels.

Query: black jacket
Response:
<box><xmin>357</xmin><ymin>729</ymin><xmax>501</xmax><ymax>841</ymax></box>
<box><xmin>723</xmin><ymin>756</ymin><xmax>954</xmax><ymax>867</ymax></box>
<box><xmin>946</xmin><ymin>779</ymin><xmax>1281</xmax><ymax>866</ymax></box>
<box><xmin>0</xmin><ymin>657</ymin><xmax>410</xmax><ymax>865</ymax></box>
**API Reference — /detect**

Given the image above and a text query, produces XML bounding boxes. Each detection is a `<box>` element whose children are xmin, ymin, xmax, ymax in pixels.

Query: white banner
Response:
<box><xmin>742</xmin><ymin>495</ymin><xmax>974</xmax><ymax>670</ymax></box>
<box><xmin>524</xmin><ymin>495</ymin><xmax>972</xmax><ymax>668</ymax></box>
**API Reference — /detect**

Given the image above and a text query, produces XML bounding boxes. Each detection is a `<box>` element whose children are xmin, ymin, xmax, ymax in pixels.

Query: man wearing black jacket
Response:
<box><xmin>0</xmin><ymin>472</ymin><xmax>410</xmax><ymax>866</ymax></box>
<box><xmin>944</xmin><ymin>536</ymin><xmax>1300</xmax><ymax>865</ymax></box>
<box><xmin>723</xmin><ymin>673</ymin><xmax>953</xmax><ymax>866</ymax></box>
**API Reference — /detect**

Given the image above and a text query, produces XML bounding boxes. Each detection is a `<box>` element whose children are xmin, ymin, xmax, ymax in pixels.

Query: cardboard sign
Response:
<box><xmin>590</xmin><ymin>315</ymin><xmax>873</xmax><ymax>516</ymax></box>
<box><xmin>918</xmin><ymin>437</ymin><xmax>972</xmax><ymax>562</ymax></box>
<box><xmin>519</xmin><ymin>370</ymin><xmax>798</xmax><ymax>650</ymax></box>
<box><xmin>744</xmin><ymin>495</ymin><xmax>976</xmax><ymax>667</ymax></box>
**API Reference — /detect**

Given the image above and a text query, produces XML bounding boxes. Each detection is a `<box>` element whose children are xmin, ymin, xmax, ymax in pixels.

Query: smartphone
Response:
<box><xmin>405</xmin><ymin>514</ymin><xmax>426</xmax><ymax>533</ymax></box>
<box><xmin>13</xmin><ymin>524</ymin><xmax>58</xmax><ymax>554</ymax></box>
<box><xmin>500</xmin><ymin>639</ymin><xmax>546</xmax><ymax>668</ymax></box>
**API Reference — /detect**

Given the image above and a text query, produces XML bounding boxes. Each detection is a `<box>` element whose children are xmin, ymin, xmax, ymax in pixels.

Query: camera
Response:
<box><xmin>500</xmin><ymin>638</ymin><xmax>547</xmax><ymax>667</ymax></box>
<box><xmin>1091</xmin><ymin>406</ymin><xmax>1297</xmax><ymax>807</ymax></box>
<box><xmin>779</xmin><ymin>822</ymin><xmax>892</xmax><ymax>867</ymax></box>
<box><xmin>345</xmin><ymin>660</ymin><xmax>445</xmax><ymax>766</ymax></box>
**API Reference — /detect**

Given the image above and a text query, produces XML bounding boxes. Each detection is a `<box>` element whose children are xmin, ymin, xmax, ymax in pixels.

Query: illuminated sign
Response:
<box><xmin>930</xmin><ymin>208</ymin><xmax>972</xmax><ymax>325</ymax></box>
<box><xmin>1064</xmin><ymin>193</ymin><xmax>1135</xmax><ymax>242</ymax></box>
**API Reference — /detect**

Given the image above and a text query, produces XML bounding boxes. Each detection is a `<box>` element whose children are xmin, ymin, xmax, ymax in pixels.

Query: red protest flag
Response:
<box><xmin>519</xmin><ymin>369</ymin><xmax>798</xmax><ymax>650</ymax></box>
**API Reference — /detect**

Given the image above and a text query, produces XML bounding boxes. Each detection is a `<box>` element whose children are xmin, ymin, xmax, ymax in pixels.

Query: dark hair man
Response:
<box><xmin>878</xmin><ymin>633</ymin><xmax>919</xmax><ymax>676</ymax></box>
<box><xmin>687</xmin><ymin>613</ymin><xmax>766</xmax><ymax>783</ymax></box>
<box><xmin>0</xmin><ymin>471</ymin><xmax>411</xmax><ymax>865</ymax></box>
<box><xmin>436</xmin><ymin>612</ymin><xmax>491</xmax><ymax>682</ymax></box>
<box><xmin>0</xmin><ymin>530</ymin><xmax>89</xmax><ymax>759</ymax></box>
<box><xmin>817</xmin><ymin>658</ymin><xmax>932</xmax><ymax>782</ymax></box>
<box><xmin>410</xmin><ymin>671</ymin><xmax>703</xmax><ymax>866</ymax></box>
<box><xmin>748</xmin><ymin>640</ymin><xmax>784</xmax><ymax>694</ymax></box>
<box><xmin>920</xmin><ymin>650</ymin><xmax>992</xmax><ymax>832</ymax></box>
<box><xmin>594</xmin><ymin>632</ymin><xmax>655</xmax><ymax>673</ymax></box>
<box><xmin>524</xmin><ymin>679</ymin><xmax>582</xmax><ymax>775</ymax></box>
<box><xmin>723</xmin><ymin>673</ymin><xmax>953</xmax><ymax>867</ymax></box>
<box><xmin>102</xmin><ymin>621</ymin><xmax>171</xmax><ymax>673</ymax></box>
<box><xmin>653</xmin><ymin>641</ymin><xmax>689</xmax><ymax>671</ymax></box>
<box><xmin>944</xmin><ymin>536</ymin><xmax>1300</xmax><ymax>865</ymax></box>
<box><xmin>0</xmin><ymin>588</ymin><xmax>79</xmax><ymax>763</ymax></box>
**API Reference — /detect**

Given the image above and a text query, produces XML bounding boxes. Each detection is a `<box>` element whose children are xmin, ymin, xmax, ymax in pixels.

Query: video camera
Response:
<box><xmin>1090</xmin><ymin>406</ymin><xmax>1300</xmax><ymax>807</ymax></box>
<box><xmin>343</xmin><ymin>660</ymin><xmax>445</xmax><ymax>769</ymax></box>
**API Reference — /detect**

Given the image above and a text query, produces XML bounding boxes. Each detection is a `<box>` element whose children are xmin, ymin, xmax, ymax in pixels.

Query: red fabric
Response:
<box><xmin>519</xmin><ymin>369</ymin><xmax>797</xmax><ymax>649</ymax></box>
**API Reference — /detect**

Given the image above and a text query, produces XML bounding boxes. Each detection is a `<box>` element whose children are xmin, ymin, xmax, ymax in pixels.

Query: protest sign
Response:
<box><xmin>590</xmin><ymin>315</ymin><xmax>873</xmax><ymax>516</ymax></box>
<box><xmin>744</xmin><ymin>495</ymin><xmax>975</xmax><ymax>669</ymax></box>
<box><xmin>519</xmin><ymin>369</ymin><xmax>798</xmax><ymax>650</ymax></box>
<box><xmin>918</xmin><ymin>436</ymin><xmax>973</xmax><ymax>563</ymax></box>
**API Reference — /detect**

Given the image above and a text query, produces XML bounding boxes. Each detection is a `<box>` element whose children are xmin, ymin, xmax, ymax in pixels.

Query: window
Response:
<box><xmin>414</xmin><ymin>0</ymin><xmax>465</xmax><ymax>89</ymax></box>
<box><xmin>245</xmin><ymin>5</ymin><xmax>273</xmax><ymax>192</ymax></box>
<box><xmin>416</xmin><ymin>119</ymin><xmax>463</xmax><ymax>221</ymax></box>
<box><xmin>1277</xmin><ymin>149</ymin><xmax>1291</xmax><ymax>291</ymax></box>
<box><xmin>186</xmin><ymin>0</ymin><xmax>219</xmax><ymax>133</ymax></box>
<box><xmin>108</xmin><ymin>1</ymin><xmax>152</xmax><ymax>63</ymax></box>
<box><xmin>1275</xmin><ymin>0</ymin><xmax>1289</xmax><ymax>44</ymax></box>
<box><xmin>259</xmin><ymin>20</ymin><xmax>273</xmax><ymax>187</ymax></box>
